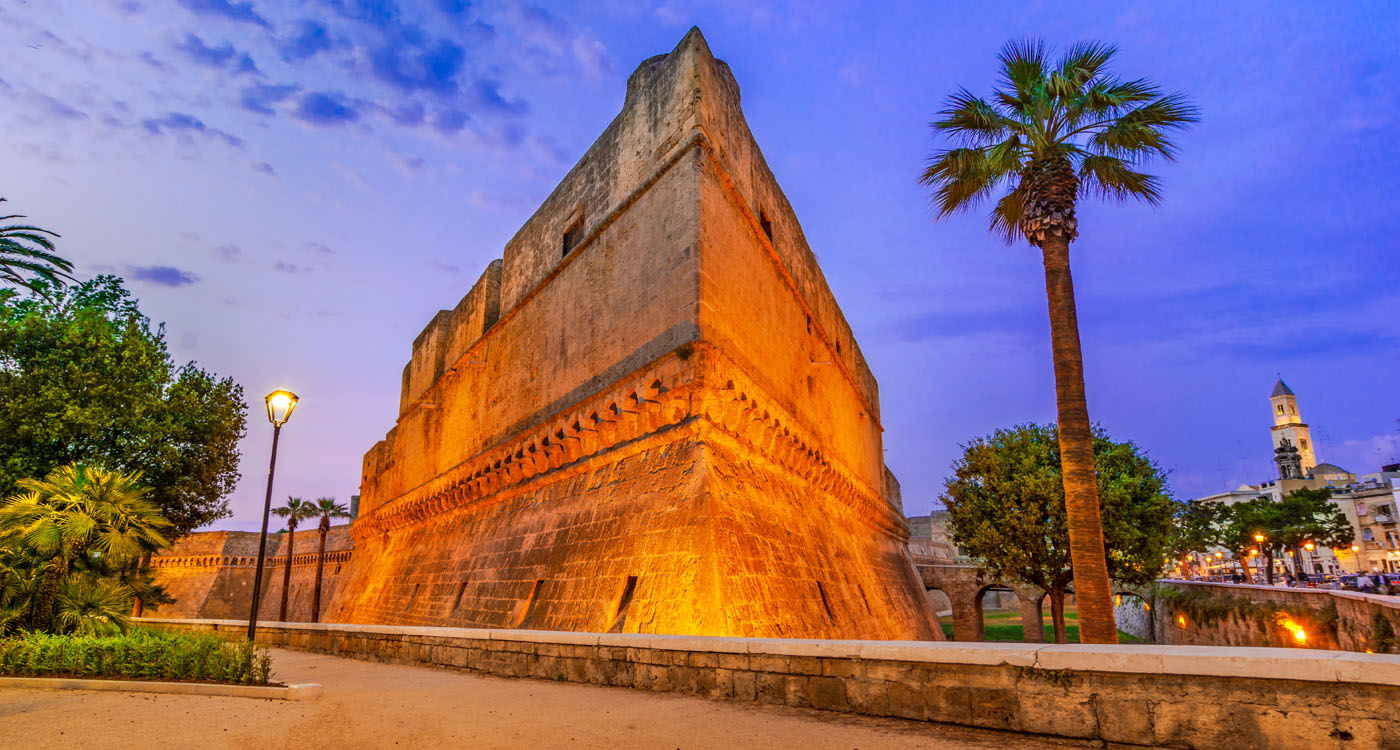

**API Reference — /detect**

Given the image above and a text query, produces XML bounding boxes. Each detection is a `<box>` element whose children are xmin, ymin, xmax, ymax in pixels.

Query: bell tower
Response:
<box><xmin>1269</xmin><ymin>378</ymin><xmax>1316</xmax><ymax>475</ymax></box>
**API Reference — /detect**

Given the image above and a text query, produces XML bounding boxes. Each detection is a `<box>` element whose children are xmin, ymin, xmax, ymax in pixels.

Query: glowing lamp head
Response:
<box><xmin>265</xmin><ymin>390</ymin><xmax>299</xmax><ymax>426</ymax></box>
<box><xmin>1254</xmin><ymin>533</ymin><xmax>1265</xmax><ymax>542</ymax></box>
<box><xmin>1249</xmin><ymin>548</ymin><xmax>1259</xmax><ymax>557</ymax></box>
<box><xmin>1177</xmin><ymin>615</ymin><xmax>1187</xmax><ymax>628</ymax></box>
<box><xmin>1304</xmin><ymin>541</ymin><xmax>1315</xmax><ymax>551</ymax></box>
<box><xmin>1352</xmin><ymin>545</ymin><xmax>1361</xmax><ymax>552</ymax></box>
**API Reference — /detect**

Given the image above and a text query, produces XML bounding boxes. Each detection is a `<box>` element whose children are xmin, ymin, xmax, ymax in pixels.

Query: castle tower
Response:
<box><xmin>1270</xmin><ymin>378</ymin><xmax>1316</xmax><ymax>475</ymax></box>
<box><xmin>324</xmin><ymin>29</ymin><xmax>938</xmax><ymax>640</ymax></box>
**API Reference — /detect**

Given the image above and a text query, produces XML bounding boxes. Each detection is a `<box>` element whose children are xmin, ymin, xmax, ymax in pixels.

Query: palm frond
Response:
<box><xmin>1079</xmin><ymin>155</ymin><xmax>1162</xmax><ymax>204</ymax></box>
<box><xmin>921</xmin><ymin>148</ymin><xmax>1004</xmax><ymax>218</ymax></box>
<box><xmin>932</xmin><ymin>89</ymin><xmax>1012</xmax><ymax>146</ymax></box>
<box><xmin>988</xmin><ymin>187</ymin><xmax>1027</xmax><ymax>245</ymax></box>
<box><xmin>1091</xmin><ymin>94</ymin><xmax>1199</xmax><ymax>159</ymax></box>
<box><xmin>1055</xmin><ymin>41</ymin><xmax>1117</xmax><ymax>90</ymax></box>
<box><xmin>996</xmin><ymin>38</ymin><xmax>1048</xmax><ymax>114</ymax></box>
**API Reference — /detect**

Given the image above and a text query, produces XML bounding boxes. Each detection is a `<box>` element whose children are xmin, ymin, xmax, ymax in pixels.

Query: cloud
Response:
<box><xmin>273</xmin><ymin>261</ymin><xmax>311</xmax><ymax>274</ymax></box>
<box><xmin>175</xmin><ymin>0</ymin><xmax>269</xmax><ymax>28</ymax></box>
<box><xmin>469</xmin><ymin>79</ymin><xmax>527</xmax><ymax>116</ymax></box>
<box><xmin>239</xmin><ymin>82</ymin><xmax>299</xmax><ymax>115</ymax></box>
<box><xmin>427</xmin><ymin>258</ymin><xmax>460</xmax><ymax>273</ymax></box>
<box><xmin>431</xmin><ymin>107</ymin><xmax>470</xmax><ymax>134</ymax></box>
<box><xmin>126</xmin><ymin>264</ymin><xmax>200</xmax><ymax>287</ymax></box>
<box><xmin>252</xmin><ymin>161</ymin><xmax>277</xmax><ymax>176</ymax></box>
<box><xmin>303</xmin><ymin>241</ymin><xmax>334</xmax><ymax>255</ymax></box>
<box><xmin>369</xmin><ymin>36</ymin><xmax>466</xmax><ymax>96</ymax></box>
<box><xmin>213</xmin><ymin>244</ymin><xmax>241</xmax><ymax>260</ymax></box>
<box><xmin>572</xmin><ymin>32</ymin><xmax>612</xmax><ymax>77</ymax></box>
<box><xmin>141</xmin><ymin>112</ymin><xmax>245</xmax><ymax>148</ymax></box>
<box><xmin>137</xmin><ymin>51</ymin><xmax>172</xmax><ymax>71</ymax></box>
<box><xmin>280</xmin><ymin>19</ymin><xmax>335</xmax><ymax>61</ymax></box>
<box><xmin>295</xmin><ymin>91</ymin><xmax>359</xmax><ymax>126</ymax></box>
<box><xmin>174</xmin><ymin>33</ymin><xmax>260</xmax><ymax>75</ymax></box>
<box><xmin>30</xmin><ymin>90</ymin><xmax>88</xmax><ymax>121</ymax></box>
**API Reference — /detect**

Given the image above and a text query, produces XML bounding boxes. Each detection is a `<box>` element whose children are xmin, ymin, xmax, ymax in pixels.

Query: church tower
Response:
<box><xmin>1270</xmin><ymin>378</ymin><xmax>1317</xmax><ymax>475</ymax></box>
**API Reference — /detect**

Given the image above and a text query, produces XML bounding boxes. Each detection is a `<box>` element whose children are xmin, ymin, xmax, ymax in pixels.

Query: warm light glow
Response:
<box><xmin>1249</xmin><ymin>548</ymin><xmax>1259</xmax><ymax>557</ymax></box>
<box><xmin>1215</xmin><ymin>552</ymin><xmax>1223</xmax><ymax>559</ymax></box>
<box><xmin>1277</xmin><ymin>614</ymin><xmax>1306</xmax><ymax>644</ymax></box>
<box><xmin>1115</xmin><ymin>595</ymin><xmax>1122</xmax><ymax>606</ymax></box>
<box><xmin>1143</xmin><ymin>603</ymin><xmax>1150</xmax><ymax>611</ymax></box>
<box><xmin>1254</xmin><ymin>533</ymin><xmax>1265</xmax><ymax>542</ymax></box>
<box><xmin>265</xmin><ymin>390</ymin><xmax>299</xmax><ymax>426</ymax></box>
<box><xmin>1353</xmin><ymin>545</ymin><xmax>1361</xmax><ymax>552</ymax></box>
<box><xmin>1304</xmin><ymin>541</ymin><xmax>1315</xmax><ymax>551</ymax></box>
<box><xmin>1177</xmin><ymin>615</ymin><xmax>1187</xmax><ymax>628</ymax></box>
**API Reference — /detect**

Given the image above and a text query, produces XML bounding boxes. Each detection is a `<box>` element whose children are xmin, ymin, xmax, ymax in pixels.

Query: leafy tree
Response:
<box><xmin>940</xmin><ymin>423</ymin><xmax>1174</xmax><ymax>642</ymax></box>
<box><xmin>1229</xmin><ymin>489</ymin><xmax>1354</xmax><ymax>582</ymax></box>
<box><xmin>271</xmin><ymin>497</ymin><xmax>316</xmax><ymax>621</ymax></box>
<box><xmin>309</xmin><ymin>497</ymin><xmax>351</xmax><ymax>623</ymax></box>
<box><xmin>922</xmin><ymin>40</ymin><xmax>1197</xmax><ymax>643</ymax></box>
<box><xmin>0</xmin><ymin>198</ymin><xmax>72</xmax><ymax>294</ymax></box>
<box><xmin>0</xmin><ymin>463</ymin><xmax>171</xmax><ymax>634</ymax></box>
<box><xmin>0</xmin><ymin>276</ymin><xmax>246</xmax><ymax>535</ymax></box>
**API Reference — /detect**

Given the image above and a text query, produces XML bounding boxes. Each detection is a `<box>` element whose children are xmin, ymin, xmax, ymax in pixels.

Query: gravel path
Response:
<box><xmin>0</xmin><ymin>648</ymin><xmax>1101</xmax><ymax>749</ymax></box>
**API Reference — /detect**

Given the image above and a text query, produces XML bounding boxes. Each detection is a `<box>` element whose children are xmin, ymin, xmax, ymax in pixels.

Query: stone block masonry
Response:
<box><xmin>141</xmin><ymin>618</ymin><xmax>1400</xmax><ymax>749</ymax></box>
<box><xmin>328</xmin><ymin>27</ymin><xmax>938</xmax><ymax>640</ymax></box>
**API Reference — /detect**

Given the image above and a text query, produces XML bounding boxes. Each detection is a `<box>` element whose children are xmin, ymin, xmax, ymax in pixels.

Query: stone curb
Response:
<box><xmin>0</xmin><ymin>675</ymin><xmax>322</xmax><ymax>700</ymax></box>
<box><xmin>138</xmin><ymin>617</ymin><xmax>1400</xmax><ymax>686</ymax></box>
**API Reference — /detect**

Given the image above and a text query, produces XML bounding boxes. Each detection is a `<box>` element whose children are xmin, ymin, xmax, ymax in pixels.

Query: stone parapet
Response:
<box><xmin>139</xmin><ymin>618</ymin><xmax>1400</xmax><ymax>749</ymax></box>
<box><xmin>1153</xmin><ymin>580</ymin><xmax>1400</xmax><ymax>653</ymax></box>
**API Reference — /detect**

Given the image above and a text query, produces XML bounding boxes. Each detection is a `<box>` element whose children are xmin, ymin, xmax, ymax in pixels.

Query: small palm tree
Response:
<box><xmin>921</xmin><ymin>40</ymin><xmax>1196</xmax><ymax>643</ymax></box>
<box><xmin>1</xmin><ymin>198</ymin><xmax>72</xmax><ymax>293</ymax></box>
<box><xmin>0</xmin><ymin>463</ymin><xmax>169</xmax><ymax>632</ymax></box>
<box><xmin>309</xmin><ymin>497</ymin><xmax>350</xmax><ymax>623</ymax></box>
<box><xmin>271</xmin><ymin>496</ymin><xmax>315</xmax><ymax>621</ymax></box>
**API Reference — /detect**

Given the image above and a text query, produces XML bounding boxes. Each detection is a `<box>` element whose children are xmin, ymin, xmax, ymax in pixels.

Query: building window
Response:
<box><xmin>759</xmin><ymin>211</ymin><xmax>773</xmax><ymax>242</ymax></box>
<box><xmin>1300</xmin><ymin>439</ymin><xmax>1308</xmax><ymax>450</ymax></box>
<box><xmin>1277</xmin><ymin>405</ymin><xmax>1285</xmax><ymax>415</ymax></box>
<box><xmin>562</xmin><ymin>219</ymin><xmax>583</xmax><ymax>257</ymax></box>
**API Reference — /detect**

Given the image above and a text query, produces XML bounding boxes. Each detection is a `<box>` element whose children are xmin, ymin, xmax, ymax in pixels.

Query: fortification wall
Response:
<box><xmin>143</xmin><ymin>618</ymin><xmax>1400</xmax><ymax>750</ymax></box>
<box><xmin>149</xmin><ymin>526</ymin><xmax>353</xmax><ymax>622</ymax></box>
<box><xmin>1151</xmin><ymin>581</ymin><xmax>1400</xmax><ymax>653</ymax></box>
<box><xmin>339</xmin><ymin>28</ymin><xmax>929</xmax><ymax>640</ymax></box>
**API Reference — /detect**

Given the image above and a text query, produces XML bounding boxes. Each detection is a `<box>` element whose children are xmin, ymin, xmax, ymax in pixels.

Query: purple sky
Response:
<box><xmin>4</xmin><ymin>1</ymin><xmax>1397</xmax><ymax>529</ymax></box>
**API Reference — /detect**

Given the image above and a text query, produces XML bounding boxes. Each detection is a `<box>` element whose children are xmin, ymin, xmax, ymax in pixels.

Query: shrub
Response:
<box><xmin>0</xmin><ymin>628</ymin><xmax>271</xmax><ymax>685</ymax></box>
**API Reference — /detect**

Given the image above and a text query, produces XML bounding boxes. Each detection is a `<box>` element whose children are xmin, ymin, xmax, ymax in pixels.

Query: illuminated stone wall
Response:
<box><xmin>330</xmin><ymin>28</ymin><xmax>937</xmax><ymax>640</ymax></box>
<box><xmin>149</xmin><ymin>526</ymin><xmax>352</xmax><ymax>622</ymax></box>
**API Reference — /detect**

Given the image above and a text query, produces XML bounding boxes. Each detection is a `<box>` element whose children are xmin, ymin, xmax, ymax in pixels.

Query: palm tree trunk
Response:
<box><xmin>1041</xmin><ymin>236</ymin><xmax>1117</xmax><ymax>644</ymax></box>
<box><xmin>1239</xmin><ymin>554</ymin><xmax>1254</xmax><ymax>583</ymax></box>
<box><xmin>1264</xmin><ymin>551</ymin><xmax>1275</xmax><ymax>584</ymax></box>
<box><xmin>279</xmin><ymin>525</ymin><xmax>295</xmax><ymax>621</ymax></box>
<box><xmin>312</xmin><ymin>522</ymin><xmax>328</xmax><ymax>623</ymax></box>
<box><xmin>131</xmin><ymin>551</ymin><xmax>152</xmax><ymax>618</ymax></box>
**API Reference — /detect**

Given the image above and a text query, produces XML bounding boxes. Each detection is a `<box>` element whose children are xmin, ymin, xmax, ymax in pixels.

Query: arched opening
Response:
<box><xmin>975</xmin><ymin>585</ymin><xmax>1018</xmax><ymax>641</ymax></box>
<box><xmin>924</xmin><ymin>585</ymin><xmax>954</xmax><ymax>639</ymax></box>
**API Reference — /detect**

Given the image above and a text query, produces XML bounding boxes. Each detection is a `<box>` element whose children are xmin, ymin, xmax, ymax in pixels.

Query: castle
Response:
<box><xmin>316</xmin><ymin>29</ymin><xmax>936</xmax><ymax>639</ymax></box>
<box><xmin>144</xmin><ymin>30</ymin><xmax>937</xmax><ymax>640</ymax></box>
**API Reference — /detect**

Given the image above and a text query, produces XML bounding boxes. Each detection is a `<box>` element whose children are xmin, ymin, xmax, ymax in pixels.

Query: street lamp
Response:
<box><xmin>247</xmin><ymin>389</ymin><xmax>299</xmax><ymax>641</ymax></box>
<box><xmin>1254</xmin><ymin>533</ymin><xmax>1266</xmax><ymax>543</ymax></box>
<box><xmin>1352</xmin><ymin>544</ymin><xmax>1362</xmax><ymax>575</ymax></box>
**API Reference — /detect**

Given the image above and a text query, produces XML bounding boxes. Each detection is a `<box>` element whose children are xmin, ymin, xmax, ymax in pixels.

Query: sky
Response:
<box><xmin>3</xmin><ymin>0</ymin><xmax>1398</xmax><ymax>528</ymax></box>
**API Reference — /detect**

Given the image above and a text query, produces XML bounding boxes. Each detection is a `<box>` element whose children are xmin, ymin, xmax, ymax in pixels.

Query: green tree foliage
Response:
<box><xmin>0</xmin><ymin>463</ymin><xmax>172</xmax><ymax>634</ymax></box>
<box><xmin>310</xmin><ymin>497</ymin><xmax>351</xmax><ymax>623</ymax></box>
<box><xmin>272</xmin><ymin>497</ymin><xmax>316</xmax><ymax>621</ymax></box>
<box><xmin>0</xmin><ymin>276</ymin><xmax>246</xmax><ymax>535</ymax></box>
<box><xmin>941</xmin><ymin>423</ymin><xmax>1175</xmax><ymax>627</ymax></box>
<box><xmin>0</xmin><ymin>198</ymin><xmax>73</xmax><ymax>294</ymax></box>
<box><xmin>1168</xmin><ymin>488</ymin><xmax>1355</xmax><ymax>583</ymax></box>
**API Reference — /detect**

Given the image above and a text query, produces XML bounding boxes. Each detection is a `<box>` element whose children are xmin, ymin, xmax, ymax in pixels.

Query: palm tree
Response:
<box><xmin>0</xmin><ymin>463</ymin><xmax>170</xmax><ymax>632</ymax></box>
<box><xmin>271</xmin><ymin>496</ymin><xmax>315</xmax><ymax>621</ymax></box>
<box><xmin>1</xmin><ymin>198</ymin><xmax>72</xmax><ymax>293</ymax></box>
<box><xmin>921</xmin><ymin>40</ymin><xmax>1197</xmax><ymax>643</ymax></box>
<box><xmin>309</xmin><ymin>497</ymin><xmax>350</xmax><ymax>623</ymax></box>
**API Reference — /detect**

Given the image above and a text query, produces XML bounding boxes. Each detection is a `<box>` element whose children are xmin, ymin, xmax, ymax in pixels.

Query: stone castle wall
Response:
<box><xmin>148</xmin><ymin>526</ymin><xmax>352</xmax><ymax>622</ymax></box>
<box><xmin>333</xmin><ymin>29</ymin><xmax>935</xmax><ymax>641</ymax></box>
<box><xmin>144</xmin><ymin>617</ymin><xmax>1400</xmax><ymax>750</ymax></box>
<box><xmin>1151</xmin><ymin>581</ymin><xmax>1400</xmax><ymax>653</ymax></box>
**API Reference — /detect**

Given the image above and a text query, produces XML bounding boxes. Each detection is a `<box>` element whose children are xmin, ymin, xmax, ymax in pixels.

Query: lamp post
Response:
<box><xmin>247</xmin><ymin>390</ymin><xmax>299</xmax><ymax>642</ymax></box>
<box><xmin>1352</xmin><ymin>544</ymin><xmax>1362</xmax><ymax>575</ymax></box>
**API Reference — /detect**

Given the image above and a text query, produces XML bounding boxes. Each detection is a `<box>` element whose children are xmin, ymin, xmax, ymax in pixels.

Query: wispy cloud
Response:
<box><xmin>141</xmin><ymin>112</ymin><xmax>244</xmax><ymax>148</ymax></box>
<box><xmin>126</xmin><ymin>264</ymin><xmax>200</xmax><ymax>287</ymax></box>
<box><xmin>174</xmin><ymin>0</ymin><xmax>269</xmax><ymax>28</ymax></box>
<box><xmin>295</xmin><ymin>91</ymin><xmax>359</xmax><ymax>126</ymax></box>
<box><xmin>239</xmin><ymin>82</ymin><xmax>299</xmax><ymax>115</ymax></box>
<box><xmin>174</xmin><ymin>33</ymin><xmax>259</xmax><ymax>75</ymax></box>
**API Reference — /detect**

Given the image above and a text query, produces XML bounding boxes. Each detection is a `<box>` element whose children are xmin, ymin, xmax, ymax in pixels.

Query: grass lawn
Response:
<box><xmin>938</xmin><ymin>608</ymin><xmax>1143</xmax><ymax>643</ymax></box>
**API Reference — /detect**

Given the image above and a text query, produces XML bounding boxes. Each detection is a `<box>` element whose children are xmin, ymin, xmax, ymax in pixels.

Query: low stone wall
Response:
<box><xmin>1153</xmin><ymin>581</ymin><xmax>1400</xmax><ymax>653</ymax></box>
<box><xmin>139</xmin><ymin>618</ymin><xmax>1400</xmax><ymax>748</ymax></box>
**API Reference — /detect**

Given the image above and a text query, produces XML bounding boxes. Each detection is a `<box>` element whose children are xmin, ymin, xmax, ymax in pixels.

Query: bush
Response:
<box><xmin>0</xmin><ymin>628</ymin><xmax>272</xmax><ymax>685</ymax></box>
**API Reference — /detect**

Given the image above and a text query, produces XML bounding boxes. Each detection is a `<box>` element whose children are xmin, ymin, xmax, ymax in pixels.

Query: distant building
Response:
<box><xmin>1193</xmin><ymin>379</ymin><xmax>1399</xmax><ymax>575</ymax></box>
<box><xmin>906</xmin><ymin>511</ymin><xmax>961</xmax><ymax>562</ymax></box>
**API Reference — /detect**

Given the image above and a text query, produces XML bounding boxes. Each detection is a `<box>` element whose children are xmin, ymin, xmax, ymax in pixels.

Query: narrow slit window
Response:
<box><xmin>759</xmin><ymin>211</ymin><xmax>773</xmax><ymax>242</ymax></box>
<box><xmin>816</xmin><ymin>581</ymin><xmax>835</xmax><ymax>623</ymax></box>
<box><xmin>609</xmin><ymin>575</ymin><xmax>638</xmax><ymax>633</ymax></box>
<box><xmin>517</xmin><ymin>579</ymin><xmax>545</xmax><ymax>628</ymax></box>
<box><xmin>562</xmin><ymin>219</ymin><xmax>584</xmax><ymax>257</ymax></box>
<box><xmin>452</xmin><ymin>581</ymin><xmax>469</xmax><ymax>612</ymax></box>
